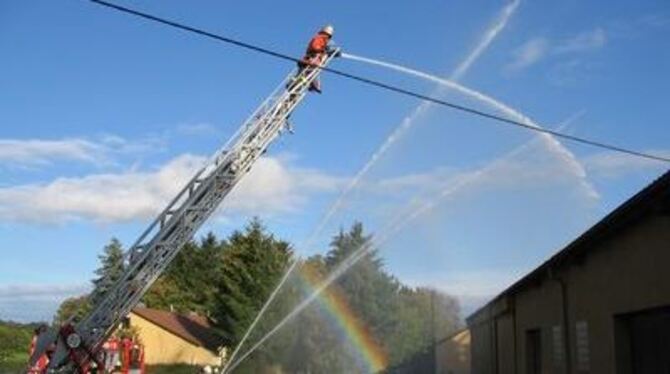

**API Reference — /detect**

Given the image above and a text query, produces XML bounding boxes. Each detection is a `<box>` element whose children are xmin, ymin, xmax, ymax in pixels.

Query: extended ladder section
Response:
<box><xmin>31</xmin><ymin>49</ymin><xmax>340</xmax><ymax>371</ymax></box>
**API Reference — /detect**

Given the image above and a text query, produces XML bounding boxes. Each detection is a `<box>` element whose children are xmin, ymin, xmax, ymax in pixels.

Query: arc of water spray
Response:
<box><xmin>220</xmin><ymin>259</ymin><xmax>299</xmax><ymax>374</ymax></box>
<box><xmin>378</xmin><ymin>111</ymin><xmax>585</xmax><ymax>239</ymax></box>
<box><xmin>340</xmin><ymin>53</ymin><xmax>598</xmax><ymax>200</ymax></box>
<box><xmin>225</xmin><ymin>240</ymin><xmax>375</xmax><ymax>373</ymax></box>
<box><xmin>231</xmin><ymin>114</ymin><xmax>584</xmax><ymax>370</ymax></box>
<box><xmin>225</xmin><ymin>113</ymin><xmax>583</xmax><ymax>372</ymax></box>
<box><xmin>226</xmin><ymin>3</ymin><xmax>523</xmax><ymax>371</ymax></box>
<box><xmin>308</xmin><ymin>0</ymin><xmax>522</xmax><ymax>251</ymax></box>
<box><xmin>226</xmin><ymin>201</ymin><xmax>451</xmax><ymax>372</ymax></box>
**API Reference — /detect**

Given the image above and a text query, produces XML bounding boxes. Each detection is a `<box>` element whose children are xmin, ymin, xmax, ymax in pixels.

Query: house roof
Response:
<box><xmin>467</xmin><ymin>169</ymin><xmax>670</xmax><ymax>323</ymax></box>
<box><xmin>132</xmin><ymin>307</ymin><xmax>225</xmax><ymax>352</ymax></box>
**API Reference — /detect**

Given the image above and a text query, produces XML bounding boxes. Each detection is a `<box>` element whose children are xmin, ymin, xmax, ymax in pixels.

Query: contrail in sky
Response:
<box><xmin>450</xmin><ymin>0</ymin><xmax>521</xmax><ymax>81</ymax></box>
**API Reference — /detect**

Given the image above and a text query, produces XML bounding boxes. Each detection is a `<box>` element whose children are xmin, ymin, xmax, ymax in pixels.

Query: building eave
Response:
<box><xmin>467</xmin><ymin>169</ymin><xmax>670</xmax><ymax>324</ymax></box>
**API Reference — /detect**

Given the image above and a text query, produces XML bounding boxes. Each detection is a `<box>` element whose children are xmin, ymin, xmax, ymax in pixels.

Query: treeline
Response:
<box><xmin>56</xmin><ymin>219</ymin><xmax>461</xmax><ymax>372</ymax></box>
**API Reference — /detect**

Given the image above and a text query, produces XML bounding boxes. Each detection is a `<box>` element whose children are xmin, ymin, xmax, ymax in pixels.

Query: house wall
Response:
<box><xmin>436</xmin><ymin>329</ymin><xmax>471</xmax><ymax>374</ymax></box>
<box><xmin>495</xmin><ymin>312</ymin><xmax>515</xmax><ymax>374</ymax></box>
<box><xmin>513</xmin><ymin>277</ymin><xmax>565</xmax><ymax>374</ymax></box>
<box><xmin>468</xmin><ymin>212</ymin><xmax>670</xmax><ymax>374</ymax></box>
<box><xmin>469</xmin><ymin>308</ymin><xmax>496</xmax><ymax>374</ymax></box>
<box><xmin>561</xmin><ymin>214</ymin><xmax>670</xmax><ymax>373</ymax></box>
<box><xmin>128</xmin><ymin>313</ymin><xmax>221</xmax><ymax>366</ymax></box>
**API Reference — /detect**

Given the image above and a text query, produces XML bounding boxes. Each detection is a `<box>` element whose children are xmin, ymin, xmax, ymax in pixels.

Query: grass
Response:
<box><xmin>0</xmin><ymin>351</ymin><xmax>29</xmax><ymax>374</ymax></box>
<box><xmin>0</xmin><ymin>322</ymin><xmax>33</xmax><ymax>374</ymax></box>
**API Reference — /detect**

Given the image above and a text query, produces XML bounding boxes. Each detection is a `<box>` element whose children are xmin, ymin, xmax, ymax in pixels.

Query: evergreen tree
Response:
<box><xmin>90</xmin><ymin>238</ymin><xmax>125</xmax><ymax>306</ymax></box>
<box><xmin>213</xmin><ymin>218</ymin><xmax>293</xmax><ymax>345</ymax></box>
<box><xmin>325</xmin><ymin>223</ymin><xmax>402</xmax><ymax>368</ymax></box>
<box><xmin>299</xmin><ymin>223</ymin><xmax>461</xmax><ymax>370</ymax></box>
<box><xmin>143</xmin><ymin>233</ymin><xmax>223</xmax><ymax>315</ymax></box>
<box><xmin>132</xmin><ymin>220</ymin><xmax>462</xmax><ymax>372</ymax></box>
<box><xmin>280</xmin><ymin>257</ymin><xmax>360</xmax><ymax>373</ymax></box>
<box><xmin>386</xmin><ymin>286</ymin><xmax>461</xmax><ymax>367</ymax></box>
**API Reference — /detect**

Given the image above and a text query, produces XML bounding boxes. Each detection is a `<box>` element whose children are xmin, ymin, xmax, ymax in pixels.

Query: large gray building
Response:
<box><xmin>467</xmin><ymin>170</ymin><xmax>670</xmax><ymax>374</ymax></box>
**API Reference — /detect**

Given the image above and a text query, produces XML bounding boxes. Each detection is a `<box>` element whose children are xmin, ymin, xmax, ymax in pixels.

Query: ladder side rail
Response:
<box><xmin>124</xmin><ymin>72</ymin><xmax>295</xmax><ymax>260</ymax></box>
<box><xmin>110</xmin><ymin>173</ymin><xmax>238</xmax><ymax>330</ymax></box>
<box><xmin>209</xmin><ymin>72</ymin><xmax>296</xmax><ymax>168</ymax></box>
<box><xmin>238</xmin><ymin>55</ymin><xmax>334</xmax><ymax>155</ymax></box>
<box><xmin>40</xmin><ymin>50</ymin><xmax>339</xmax><ymax>369</ymax></box>
<box><xmin>76</xmin><ymin>106</ymin><xmax>276</xmax><ymax>347</ymax></box>
<box><xmin>75</xmin><ymin>61</ymin><xmax>327</xmax><ymax>353</ymax></box>
<box><xmin>79</xmin><ymin>165</ymin><xmax>236</xmax><ymax>333</ymax></box>
<box><xmin>212</xmin><ymin>71</ymin><xmax>293</xmax><ymax>161</ymax></box>
<box><xmin>125</xmin><ymin>168</ymin><xmax>205</xmax><ymax>256</ymax></box>
<box><xmin>84</xmin><ymin>80</ymin><xmax>296</xmax><ymax>335</ymax></box>
<box><xmin>70</xmin><ymin>168</ymin><xmax>238</xmax><ymax>360</ymax></box>
<box><xmin>82</xmin><ymin>158</ymin><xmax>243</xmax><ymax>349</ymax></box>
<box><xmin>116</xmin><ymin>76</ymin><xmax>296</xmax><ymax>295</ymax></box>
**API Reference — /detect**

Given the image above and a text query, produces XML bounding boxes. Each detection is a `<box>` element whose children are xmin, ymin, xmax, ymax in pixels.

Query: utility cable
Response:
<box><xmin>89</xmin><ymin>0</ymin><xmax>670</xmax><ymax>164</ymax></box>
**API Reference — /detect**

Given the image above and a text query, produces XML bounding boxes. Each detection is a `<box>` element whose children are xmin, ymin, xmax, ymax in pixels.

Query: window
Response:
<box><xmin>576</xmin><ymin>321</ymin><xmax>590</xmax><ymax>372</ymax></box>
<box><xmin>552</xmin><ymin>325</ymin><xmax>565</xmax><ymax>368</ymax></box>
<box><xmin>526</xmin><ymin>328</ymin><xmax>542</xmax><ymax>374</ymax></box>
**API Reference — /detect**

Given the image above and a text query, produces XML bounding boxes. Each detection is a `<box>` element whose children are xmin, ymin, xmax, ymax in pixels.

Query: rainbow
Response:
<box><xmin>297</xmin><ymin>266</ymin><xmax>388</xmax><ymax>373</ymax></box>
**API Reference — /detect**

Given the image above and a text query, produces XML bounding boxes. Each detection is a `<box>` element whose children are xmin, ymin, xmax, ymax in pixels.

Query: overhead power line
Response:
<box><xmin>89</xmin><ymin>0</ymin><xmax>670</xmax><ymax>163</ymax></box>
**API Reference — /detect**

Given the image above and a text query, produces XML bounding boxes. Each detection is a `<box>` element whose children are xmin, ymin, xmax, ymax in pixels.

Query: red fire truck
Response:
<box><xmin>29</xmin><ymin>329</ymin><xmax>145</xmax><ymax>374</ymax></box>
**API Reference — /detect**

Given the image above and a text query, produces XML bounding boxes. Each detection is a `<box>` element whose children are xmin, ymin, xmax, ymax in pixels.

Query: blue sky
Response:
<box><xmin>1</xmin><ymin>0</ymin><xmax>669</xmax><ymax>322</ymax></box>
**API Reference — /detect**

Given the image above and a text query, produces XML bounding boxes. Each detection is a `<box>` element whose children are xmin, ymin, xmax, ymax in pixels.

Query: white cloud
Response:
<box><xmin>402</xmin><ymin>268</ymin><xmax>526</xmax><ymax>316</ymax></box>
<box><xmin>371</xmin><ymin>131</ymin><xmax>600</xmax><ymax>242</ymax></box>
<box><xmin>0</xmin><ymin>283</ymin><xmax>90</xmax><ymax>323</ymax></box>
<box><xmin>0</xmin><ymin>283</ymin><xmax>89</xmax><ymax>300</ymax></box>
<box><xmin>0</xmin><ymin>154</ymin><xmax>201</xmax><ymax>223</ymax></box>
<box><xmin>99</xmin><ymin>133</ymin><xmax>167</xmax><ymax>156</ymax></box>
<box><xmin>0</xmin><ymin>139</ymin><xmax>106</xmax><ymax>166</ymax></box>
<box><xmin>379</xmin><ymin>133</ymin><xmax>597</xmax><ymax>201</ymax></box>
<box><xmin>405</xmin><ymin>268</ymin><xmax>523</xmax><ymax>298</ymax></box>
<box><xmin>0</xmin><ymin>135</ymin><xmax>167</xmax><ymax>169</ymax></box>
<box><xmin>640</xmin><ymin>13</ymin><xmax>670</xmax><ymax>28</ymax></box>
<box><xmin>546</xmin><ymin>58</ymin><xmax>590</xmax><ymax>86</ymax></box>
<box><xmin>506</xmin><ymin>28</ymin><xmax>607</xmax><ymax>72</ymax></box>
<box><xmin>225</xmin><ymin>156</ymin><xmax>345</xmax><ymax>215</ymax></box>
<box><xmin>583</xmin><ymin>150</ymin><xmax>670</xmax><ymax>178</ymax></box>
<box><xmin>175</xmin><ymin>123</ymin><xmax>222</xmax><ymax>137</ymax></box>
<box><xmin>0</xmin><ymin>154</ymin><xmax>344</xmax><ymax>224</ymax></box>
<box><xmin>358</xmin><ymin>151</ymin><xmax>578</xmax><ymax>208</ymax></box>
<box><xmin>555</xmin><ymin>28</ymin><xmax>607</xmax><ymax>54</ymax></box>
<box><xmin>506</xmin><ymin>37</ymin><xmax>549</xmax><ymax>71</ymax></box>
<box><xmin>457</xmin><ymin>149</ymin><xmax>590</xmax><ymax>190</ymax></box>
<box><xmin>0</xmin><ymin>299</ymin><xmax>62</xmax><ymax>323</ymax></box>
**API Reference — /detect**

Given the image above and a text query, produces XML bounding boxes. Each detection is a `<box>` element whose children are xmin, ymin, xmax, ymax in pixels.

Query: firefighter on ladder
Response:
<box><xmin>295</xmin><ymin>24</ymin><xmax>338</xmax><ymax>93</ymax></box>
<box><xmin>284</xmin><ymin>25</ymin><xmax>338</xmax><ymax>134</ymax></box>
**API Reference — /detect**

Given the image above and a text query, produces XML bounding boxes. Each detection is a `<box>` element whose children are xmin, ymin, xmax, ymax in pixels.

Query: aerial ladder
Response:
<box><xmin>29</xmin><ymin>47</ymin><xmax>341</xmax><ymax>373</ymax></box>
